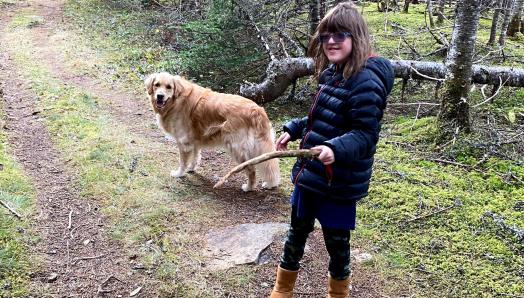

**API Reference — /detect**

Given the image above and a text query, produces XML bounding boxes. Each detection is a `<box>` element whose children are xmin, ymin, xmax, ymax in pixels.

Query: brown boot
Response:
<box><xmin>327</xmin><ymin>274</ymin><xmax>350</xmax><ymax>298</ymax></box>
<box><xmin>269</xmin><ymin>266</ymin><xmax>298</xmax><ymax>298</ymax></box>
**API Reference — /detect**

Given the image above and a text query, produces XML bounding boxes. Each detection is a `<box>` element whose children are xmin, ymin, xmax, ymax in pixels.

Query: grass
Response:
<box><xmin>1</xmin><ymin>0</ymin><xmax>523</xmax><ymax>296</ymax></box>
<box><xmin>0</xmin><ymin>86</ymin><xmax>37</xmax><ymax>297</ymax></box>
<box><xmin>2</xmin><ymin>6</ymin><xmax>291</xmax><ymax>296</ymax></box>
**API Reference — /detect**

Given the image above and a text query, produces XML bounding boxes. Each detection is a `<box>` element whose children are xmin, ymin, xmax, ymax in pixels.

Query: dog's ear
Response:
<box><xmin>172</xmin><ymin>75</ymin><xmax>184</xmax><ymax>98</ymax></box>
<box><xmin>145</xmin><ymin>74</ymin><xmax>156</xmax><ymax>95</ymax></box>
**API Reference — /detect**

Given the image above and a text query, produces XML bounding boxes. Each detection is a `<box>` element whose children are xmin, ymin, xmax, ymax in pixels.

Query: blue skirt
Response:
<box><xmin>291</xmin><ymin>187</ymin><xmax>357</xmax><ymax>230</ymax></box>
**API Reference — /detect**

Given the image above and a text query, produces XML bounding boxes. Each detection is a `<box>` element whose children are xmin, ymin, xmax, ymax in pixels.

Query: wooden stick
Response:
<box><xmin>0</xmin><ymin>200</ymin><xmax>22</xmax><ymax>219</ymax></box>
<box><xmin>213</xmin><ymin>149</ymin><xmax>320</xmax><ymax>188</ymax></box>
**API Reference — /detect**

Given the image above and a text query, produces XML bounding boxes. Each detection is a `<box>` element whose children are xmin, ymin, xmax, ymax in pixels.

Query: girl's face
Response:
<box><xmin>321</xmin><ymin>32</ymin><xmax>353</xmax><ymax>65</ymax></box>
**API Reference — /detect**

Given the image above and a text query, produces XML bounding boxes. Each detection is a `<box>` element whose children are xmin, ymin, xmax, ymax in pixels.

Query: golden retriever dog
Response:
<box><xmin>145</xmin><ymin>72</ymin><xmax>280</xmax><ymax>191</ymax></box>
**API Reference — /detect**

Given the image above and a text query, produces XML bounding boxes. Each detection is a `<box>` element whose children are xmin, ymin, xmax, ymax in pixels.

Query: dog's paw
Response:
<box><xmin>241</xmin><ymin>183</ymin><xmax>254</xmax><ymax>192</ymax></box>
<box><xmin>170</xmin><ymin>169</ymin><xmax>186</xmax><ymax>178</ymax></box>
<box><xmin>261</xmin><ymin>181</ymin><xmax>278</xmax><ymax>189</ymax></box>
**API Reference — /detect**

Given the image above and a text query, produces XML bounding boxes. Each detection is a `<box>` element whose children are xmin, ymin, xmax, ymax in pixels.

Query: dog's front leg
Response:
<box><xmin>187</xmin><ymin>147</ymin><xmax>201</xmax><ymax>172</ymax></box>
<box><xmin>241</xmin><ymin>166</ymin><xmax>256</xmax><ymax>192</ymax></box>
<box><xmin>171</xmin><ymin>146</ymin><xmax>192</xmax><ymax>178</ymax></box>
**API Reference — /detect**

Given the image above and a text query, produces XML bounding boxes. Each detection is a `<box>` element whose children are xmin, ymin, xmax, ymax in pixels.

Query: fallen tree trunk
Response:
<box><xmin>240</xmin><ymin>58</ymin><xmax>524</xmax><ymax>103</ymax></box>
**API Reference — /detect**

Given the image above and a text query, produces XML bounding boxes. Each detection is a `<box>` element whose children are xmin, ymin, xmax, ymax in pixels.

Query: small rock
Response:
<box><xmin>47</xmin><ymin>273</ymin><xmax>58</xmax><ymax>283</ymax></box>
<box><xmin>83</xmin><ymin>239</ymin><xmax>91</xmax><ymax>246</ymax></box>
<box><xmin>130</xmin><ymin>286</ymin><xmax>142</xmax><ymax>297</ymax></box>
<box><xmin>261</xmin><ymin>282</ymin><xmax>269</xmax><ymax>287</ymax></box>
<box><xmin>354</xmin><ymin>252</ymin><xmax>373</xmax><ymax>263</ymax></box>
<box><xmin>132</xmin><ymin>263</ymin><xmax>145</xmax><ymax>270</ymax></box>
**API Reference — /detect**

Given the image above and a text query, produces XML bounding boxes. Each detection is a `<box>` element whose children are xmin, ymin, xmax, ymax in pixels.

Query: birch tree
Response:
<box><xmin>499</xmin><ymin>0</ymin><xmax>516</xmax><ymax>46</ymax></box>
<box><xmin>309</xmin><ymin>0</ymin><xmax>320</xmax><ymax>37</ymax></box>
<box><xmin>488</xmin><ymin>0</ymin><xmax>503</xmax><ymax>45</ymax></box>
<box><xmin>508</xmin><ymin>0</ymin><xmax>524</xmax><ymax>35</ymax></box>
<box><xmin>437</xmin><ymin>0</ymin><xmax>481</xmax><ymax>136</ymax></box>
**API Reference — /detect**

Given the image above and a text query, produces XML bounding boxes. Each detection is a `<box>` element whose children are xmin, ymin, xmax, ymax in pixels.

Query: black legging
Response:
<box><xmin>279</xmin><ymin>205</ymin><xmax>351</xmax><ymax>280</ymax></box>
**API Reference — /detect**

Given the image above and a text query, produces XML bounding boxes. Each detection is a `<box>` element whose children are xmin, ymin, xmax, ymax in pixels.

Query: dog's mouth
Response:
<box><xmin>155</xmin><ymin>98</ymin><xmax>167</xmax><ymax>109</ymax></box>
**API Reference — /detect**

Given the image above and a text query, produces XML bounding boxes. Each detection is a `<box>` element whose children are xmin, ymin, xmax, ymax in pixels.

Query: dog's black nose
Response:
<box><xmin>156</xmin><ymin>94</ymin><xmax>165</xmax><ymax>101</ymax></box>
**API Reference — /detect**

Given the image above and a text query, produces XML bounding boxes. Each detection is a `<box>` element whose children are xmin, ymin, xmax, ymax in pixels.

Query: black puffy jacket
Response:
<box><xmin>284</xmin><ymin>57</ymin><xmax>394</xmax><ymax>202</ymax></box>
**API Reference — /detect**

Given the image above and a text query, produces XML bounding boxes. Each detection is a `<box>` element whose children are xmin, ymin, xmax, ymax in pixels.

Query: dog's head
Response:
<box><xmin>145</xmin><ymin>72</ymin><xmax>183</xmax><ymax>110</ymax></box>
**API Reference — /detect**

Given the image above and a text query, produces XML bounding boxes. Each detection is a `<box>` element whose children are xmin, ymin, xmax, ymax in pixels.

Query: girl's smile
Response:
<box><xmin>322</xmin><ymin>34</ymin><xmax>353</xmax><ymax>65</ymax></box>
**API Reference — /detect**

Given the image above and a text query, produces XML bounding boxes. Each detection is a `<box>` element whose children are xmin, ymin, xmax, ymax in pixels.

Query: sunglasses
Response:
<box><xmin>318</xmin><ymin>32</ymin><xmax>352</xmax><ymax>43</ymax></box>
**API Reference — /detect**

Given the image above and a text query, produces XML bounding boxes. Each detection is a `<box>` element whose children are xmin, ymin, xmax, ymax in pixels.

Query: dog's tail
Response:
<box><xmin>257</xmin><ymin>137</ymin><xmax>280</xmax><ymax>188</ymax></box>
<box><xmin>255</xmin><ymin>127</ymin><xmax>281</xmax><ymax>189</ymax></box>
<box><xmin>250</xmin><ymin>107</ymin><xmax>272</xmax><ymax>138</ymax></box>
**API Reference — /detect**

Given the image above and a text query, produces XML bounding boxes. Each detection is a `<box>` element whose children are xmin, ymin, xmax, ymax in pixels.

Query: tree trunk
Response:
<box><xmin>309</xmin><ymin>0</ymin><xmax>320</xmax><ymax>37</ymax></box>
<box><xmin>319</xmin><ymin>0</ymin><xmax>326</xmax><ymax>19</ymax></box>
<box><xmin>403</xmin><ymin>0</ymin><xmax>411</xmax><ymax>13</ymax></box>
<box><xmin>488</xmin><ymin>0</ymin><xmax>503</xmax><ymax>45</ymax></box>
<box><xmin>437</xmin><ymin>0</ymin><xmax>446</xmax><ymax>23</ymax></box>
<box><xmin>239</xmin><ymin>58</ymin><xmax>524</xmax><ymax>103</ymax></box>
<box><xmin>438</xmin><ymin>0</ymin><xmax>481</xmax><ymax>136</ymax></box>
<box><xmin>499</xmin><ymin>0</ymin><xmax>516</xmax><ymax>46</ymax></box>
<box><xmin>508</xmin><ymin>0</ymin><xmax>524</xmax><ymax>36</ymax></box>
<box><xmin>427</xmin><ymin>0</ymin><xmax>435</xmax><ymax>28</ymax></box>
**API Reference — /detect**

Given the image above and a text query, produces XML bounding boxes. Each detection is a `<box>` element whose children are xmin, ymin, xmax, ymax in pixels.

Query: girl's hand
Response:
<box><xmin>276</xmin><ymin>132</ymin><xmax>291</xmax><ymax>151</ymax></box>
<box><xmin>312</xmin><ymin>145</ymin><xmax>335</xmax><ymax>165</ymax></box>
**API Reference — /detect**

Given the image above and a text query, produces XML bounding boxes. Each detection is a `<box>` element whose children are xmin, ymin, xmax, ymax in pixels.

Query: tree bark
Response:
<box><xmin>427</xmin><ymin>0</ymin><xmax>435</xmax><ymax>28</ymax></box>
<box><xmin>240</xmin><ymin>58</ymin><xmax>314</xmax><ymax>103</ymax></box>
<box><xmin>508</xmin><ymin>0</ymin><xmax>524</xmax><ymax>36</ymax></box>
<box><xmin>499</xmin><ymin>0</ymin><xmax>516</xmax><ymax>46</ymax></box>
<box><xmin>309</xmin><ymin>0</ymin><xmax>320</xmax><ymax>37</ymax></box>
<box><xmin>437</xmin><ymin>0</ymin><xmax>481</xmax><ymax>136</ymax></box>
<box><xmin>403</xmin><ymin>0</ymin><xmax>411</xmax><ymax>13</ymax></box>
<box><xmin>437</xmin><ymin>0</ymin><xmax>446</xmax><ymax>23</ymax></box>
<box><xmin>488</xmin><ymin>0</ymin><xmax>503</xmax><ymax>45</ymax></box>
<box><xmin>239</xmin><ymin>58</ymin><xmax>524</xmax><ymax>103</ymax></box>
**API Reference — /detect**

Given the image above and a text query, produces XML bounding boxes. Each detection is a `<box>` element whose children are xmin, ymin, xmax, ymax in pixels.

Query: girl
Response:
<box><xmin>270</xmin><ymin>2</ymin><xmax>394</xmax><ymax>297</ymax></box>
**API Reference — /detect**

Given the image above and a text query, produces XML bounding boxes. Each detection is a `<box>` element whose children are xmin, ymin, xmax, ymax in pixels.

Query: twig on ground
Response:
<box><xmin>67</xmin><ymin>209</ymin><xmax>73</xmax><ymax>229</ymax></box>
<box><xmin>428</xmin><ymin>158</ymin><xmax>523</xmax><ymax>185</ymax></box>
<box><xmin>70</xmin><ymin>223</ymin><xmax>86</xmax><ymax>239</ymax></box>
<box><xmin>214</xmin><ymin>149</ymin><xmax>320</xmax><ymax>188</ymax></box>
<box><xmin>0</xmin><ymin>200</ymin><xmax>22</xmax><ymax>219</ymax></box>
<box><xmin>72</xmin><ymin>254</ymin><xmax>106</xmax><ymax>265</ymax></box>
<box><xmin>482</xmin><ymin>211</ymin><xmax>524</xmax><ymax>242</ymax></box>
<box><xmin>97</xmin><ymin>275</ymin><xmax>123</xmax><ymax>294</ymax></box>
<box><xmin>401</xmin><ymin>200</ymin><xmax>461</xmax><ymax>225</ymax></box>
<box><xmin>66</xmin><ymin>239</ymin><xmax>70</xmax><ymax>273</ymax></box>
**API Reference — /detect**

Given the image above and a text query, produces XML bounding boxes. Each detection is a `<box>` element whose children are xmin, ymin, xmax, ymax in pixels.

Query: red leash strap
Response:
<box><xmin>325</xmin><ymin>164</ymin><xmax>333</xmax><ymax>186</ymax></box>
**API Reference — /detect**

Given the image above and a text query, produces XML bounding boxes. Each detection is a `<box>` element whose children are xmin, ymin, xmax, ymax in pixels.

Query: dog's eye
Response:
<box><xmin>154</xmin><ymin>83</ymin><xmax>160</xmax><ymax>87</ymax></box>
<box><xmin>167</xmin><ymin>85</ymin><xmax>172</xmax><ymax>89</ymax></box>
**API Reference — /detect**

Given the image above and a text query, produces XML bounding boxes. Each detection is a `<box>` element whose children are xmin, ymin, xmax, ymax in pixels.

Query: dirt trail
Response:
<box><xmin>0</xmin><ymin>2</ymin><xmax>148</xmax><ymax>297</ymax></box>
<box><xmin>0</xmin><ymin>0</ymin><xmax>385</xmax><ymax>297</ymax></box>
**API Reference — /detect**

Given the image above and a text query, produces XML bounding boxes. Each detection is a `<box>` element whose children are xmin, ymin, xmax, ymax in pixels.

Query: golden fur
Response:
<box><xmin>145</xmin><ymin>72</ymin><xmax>280</xmax><ymax>191</ymax></box>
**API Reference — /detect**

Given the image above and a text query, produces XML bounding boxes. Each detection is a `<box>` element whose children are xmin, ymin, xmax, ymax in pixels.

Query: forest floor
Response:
<box><xmin>1</xmin><ymin>0</ymin><xmax>523</xmax><ymax>297</ymax></box>
<box><xmin>0</xmin><ymin>0</ymin><xmax>384</xmax><ymax>296</ymax></box>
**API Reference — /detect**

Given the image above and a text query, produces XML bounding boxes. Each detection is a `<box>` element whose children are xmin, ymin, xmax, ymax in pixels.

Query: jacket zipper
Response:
<box><xmin>293</xmin><ymin>71</ymin><xmax>337</xmax><ymax>186</ymax></box>
<box><xmin>293</xmin><ymin>81</ymin><xmax>331</xmax><ymax>185</ymax></box>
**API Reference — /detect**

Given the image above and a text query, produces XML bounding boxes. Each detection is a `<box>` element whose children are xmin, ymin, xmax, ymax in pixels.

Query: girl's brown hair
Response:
<box><xmin>307</xmin><ymin>1</ymin><xmax>372</xmax><ymax>80</ymax></box>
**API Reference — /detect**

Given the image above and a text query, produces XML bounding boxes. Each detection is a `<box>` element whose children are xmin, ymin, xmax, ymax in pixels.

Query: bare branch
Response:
<box><xmin>472</xmin><ymin>76</ymin><xmax>508</xmax><ymax>108</ymax></box>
